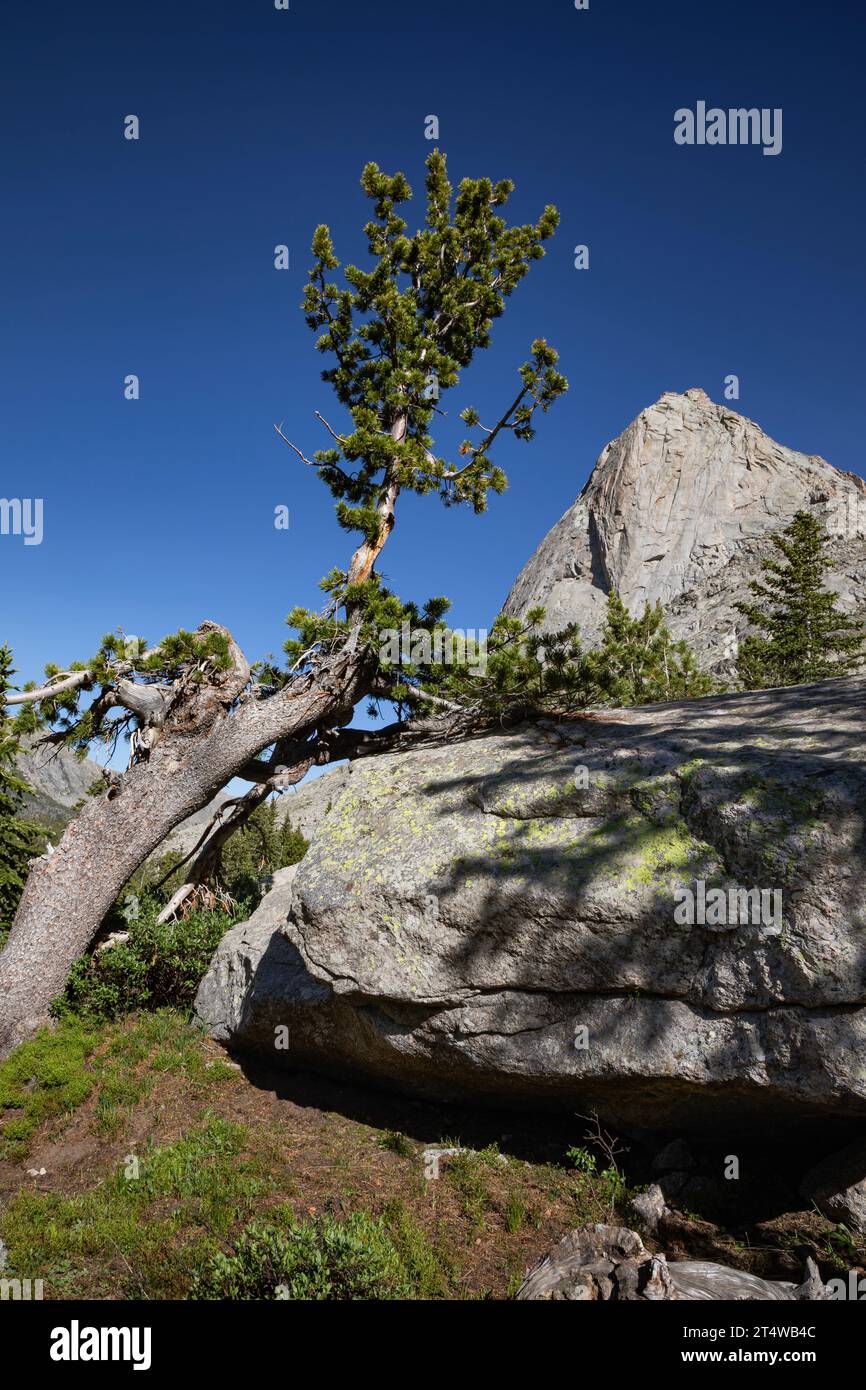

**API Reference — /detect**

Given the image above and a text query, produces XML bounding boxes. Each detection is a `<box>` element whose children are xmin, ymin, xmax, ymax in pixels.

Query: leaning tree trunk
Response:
<box><xmin>0</xmin><ymin>632</ymin><xmax>371</xmax><ymax>1058</ymax></box>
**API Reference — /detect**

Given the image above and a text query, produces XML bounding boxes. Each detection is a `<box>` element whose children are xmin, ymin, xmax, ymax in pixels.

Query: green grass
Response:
<box><xmin>0</xmin><ymin>1008</ymin><xmax>699</xmax><ymax>1302</ymax></box>
<box><xmin>0</xmin><ymin>1100</ymin><xmax>468</xmax><ymax>1300</ymax></box>
<box><xmin>0</xmin><ymin>1010</ymin><xmax>237</xmax><ymax>1162</ymax></box>
<box><xmin>822</xmin><ymin>1222</ymin><xmax>858</xmax><ymax>1272</ymax></box>
<box><xmin>0</xmin><ymin>1114</ymin><xmax>272</xmax><ymax>1299</ymax></box>
<box><xmin>381</xmin><ymin>1198</ymin><xmax>457</xmax><ymax>1298</ymax></box>
<box><xmin>445</xmin><ymin>1148</ymin><xmax>495</xmax><ymax>1231</ymax></box>
<box><xmin>1</xmin><ymin>1091</ymin><xmax>461</xmax><ymax>1300</ymax></box>
<box><xmin>504</xmin><ymin>1194</ymin><xmax>527</xmax><ymax>1234</ymax></box>
<box><xmin>0</xmin><ymin>1018</ymin><xmax>101</xmax><ymax>1159</ymax></box>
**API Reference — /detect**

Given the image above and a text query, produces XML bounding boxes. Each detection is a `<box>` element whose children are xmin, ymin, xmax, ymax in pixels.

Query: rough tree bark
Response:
<box><xmin>0</xmin><ymin>627</ymin><xmax>373</xmax><ymax>1057</ymax></box>
<box><xmin>346</xmin><ymin>413</ymin><xmax>405</xmax><ymax>585</ymax></box>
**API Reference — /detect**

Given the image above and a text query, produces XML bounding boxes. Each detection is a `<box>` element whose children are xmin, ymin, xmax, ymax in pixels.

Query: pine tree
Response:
<box><xmin>406</xmin><ymin>608</ymin><xmax>587</xmax><ymax>723</ymax></box>
<box><xmin>736</xmin><ymin>511</ymin><xmax>864</xmax><ymax>690</ymax></box>
<box><xmin>412</xmin><ymin>594</ymin><xmax>711</xmax><ymax>720</ymax></box>
<box><xmin>0</xmin><ymin>646</ymin><xmax>42</xmax><ymax>941</ymax></box>
<box><xmin>282</xmin><ymin>149</ymin><xmax>567</xmax><ymax>669</ymax></box>
<box><xmin>584</xmin><ymin>591</ymin><xmax>713</xmax><ymax>706</ymax></box>
<box><xmin>1</xmin><ymin>150</ymin><xmax>568</xmax><ymax>1052</ymax></box>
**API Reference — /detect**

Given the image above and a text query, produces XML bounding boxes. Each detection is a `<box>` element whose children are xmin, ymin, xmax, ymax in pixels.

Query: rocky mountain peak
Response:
<box><xmin>502</xmin><ymin>390</ymin><xmax>866</xmax><ymax>675</ymax></box>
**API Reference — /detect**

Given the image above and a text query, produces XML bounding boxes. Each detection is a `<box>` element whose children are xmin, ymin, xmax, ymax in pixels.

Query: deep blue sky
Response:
<box><xmin>2</xmin><ymin>0</ymin><xmax>864</xmax><ymax>693</ymax></box>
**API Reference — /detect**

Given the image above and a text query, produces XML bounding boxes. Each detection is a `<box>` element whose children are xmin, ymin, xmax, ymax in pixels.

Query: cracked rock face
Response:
<box><xmin>502</xmin><ymin>389</ymin><xmax>866</xmax><ymax>677</ymax></box>
<box><xmin>196</xmin><ymin>675</ymin><xmax>866</xmax><ymax>1133</ymax></box>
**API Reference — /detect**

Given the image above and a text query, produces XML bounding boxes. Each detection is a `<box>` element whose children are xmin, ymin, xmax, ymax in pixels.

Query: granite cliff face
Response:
<box><xmin>502</xmin><ymin>389</ymin><xmax>866</xmax><ymax>676</ymax></box>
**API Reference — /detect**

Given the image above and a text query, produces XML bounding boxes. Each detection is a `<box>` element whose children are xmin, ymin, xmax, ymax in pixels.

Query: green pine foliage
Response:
<box><xmin>14</xmin><ymin>628</ymin><xmax>232</xmax><ymax>754</ymax></box>
<box><xmin>281</xmin><ymin>148</ymin><xmax>567</xmax><ymax>676</ymax></box>
<box><xmin>736</xmin><ymin>511</ymin><xmax>864</xmax><ymax>690</ymax></box>
<box><xmin>406</xmin><ymin>609</ymin><xmax>587</xmax><ymax>723</ymax></box>
<box><xmin>0</xmin><ymin>645</ymin><xmax>42</xmax><ymax>945</ymax></box>
<box><xmin>219</xmin><ymin>801</ymin><xmax>308</xmax><ymax>903</ymax></box>
<box><xmin>279</xmin><ymin>582</ymin><xmax>453</xmax><ymax>687</ymax></box>
<box><xmin>392</xmin><ymin>595</ymin><xmax>710</xmax><ymax>723</ymax></box>
<box><xmin>303</xmin><ymin>151</ymin><xmax>564</xmax><ymax>513</ymax></box>
<box><xmin>583</xmin><ymin>592</ymin><xmax>714</xmax><ymax>707</ymax></box>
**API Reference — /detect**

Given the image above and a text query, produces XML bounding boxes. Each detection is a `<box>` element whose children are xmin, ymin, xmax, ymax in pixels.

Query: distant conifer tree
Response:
<box><xmin>584</xmin><ymin>591</ymin><xmax>713</xmax><ymax>706</ymax></box>
<box><xmin>736</xmin><ymin>511</ymin><xmax>864</xmax><ymax>690</ymax></box>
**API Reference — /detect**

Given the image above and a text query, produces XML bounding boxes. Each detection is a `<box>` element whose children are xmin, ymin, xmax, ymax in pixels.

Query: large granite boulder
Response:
<box><xmin>196</xmin><ymin>674</ymin><xmax>866</xmax><ymax>1134</ymax></box>
<box><xmin>502</xmin><ymin>389</ymin><xmax>866</xmax><ymax>677</ymax></box>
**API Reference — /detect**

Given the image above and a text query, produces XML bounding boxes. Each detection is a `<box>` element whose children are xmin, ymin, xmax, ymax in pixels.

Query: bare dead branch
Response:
<box><xmin>273</xmin><ymin>422</ymin><xmax>318</xmax><ymax>468</ymax></box>
<box><xmin>315</xmin><ymin>411</ymin><xmax>347</xmax><ymax>446</ymax></box>
<box><xmin>156</xmin><ymin>739</ymin><xmax>314</xmax><ymax>924</ymax></box>
<box><xmin>6</xmin><ymin>670</ymin><xmax>93</xmax><ymax>705</ymax></box>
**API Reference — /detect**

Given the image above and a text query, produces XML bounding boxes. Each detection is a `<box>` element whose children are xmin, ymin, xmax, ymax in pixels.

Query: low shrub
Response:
<box><xmin>192</xmin><ymin>1213</ymin><xmax>413</xmax><ymax>1300</ymax></box>
<box><xmin>54</xmin><ymin>906</ymin><xmax>235</xmax><ymax>1020</ymax></box>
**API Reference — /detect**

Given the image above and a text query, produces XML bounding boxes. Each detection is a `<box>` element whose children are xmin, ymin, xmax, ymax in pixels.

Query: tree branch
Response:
<box><xmin>6</xmin><ymin>670</ymin><xmax>93</xmax><ymax>705</ymax></box>
<box><xmin>155</xmin><ymin>739</ymin><xmax>314</xmax><ymax>923</ymax></box>
<box><xmin>315</xmin><ymin>411</ymin><xmax>347</xmax><ymax>446</ymax></box>
<box><xmin>275</xmin><ymin>419</ymin><xmax>355</xmax><ymax>490</ymax></box>
<box><xmin>274</xmin><ymin>422</ymin><xmax>318</xmax><ymax>468</ymax></box>
<box><xmin>442</xmin><ymin>383</ymin><xmax>530</xmax><ymax>479</ymax></box>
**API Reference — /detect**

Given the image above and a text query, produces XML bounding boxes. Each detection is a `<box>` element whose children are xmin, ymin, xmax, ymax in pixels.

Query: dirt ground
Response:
<box><xmin>1</xmin><ymin>1010</ymin><xmax>863</xmax><ymax>1299</ymax></box>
